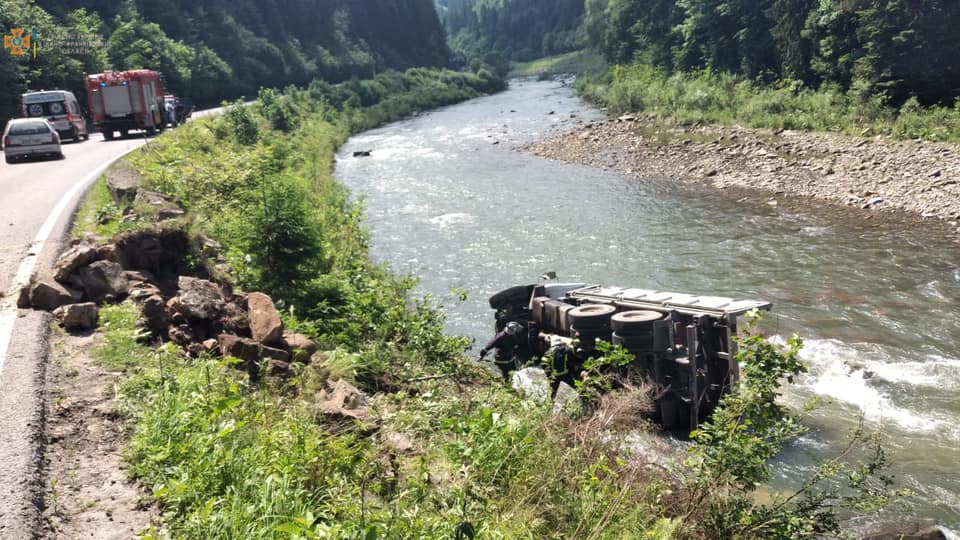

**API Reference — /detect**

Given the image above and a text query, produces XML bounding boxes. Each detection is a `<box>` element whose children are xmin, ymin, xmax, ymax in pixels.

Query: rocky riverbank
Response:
<box><xmin>525</xmin><ymin>114</ymin><xmax>960</xmax><ymax>236</ymax></box>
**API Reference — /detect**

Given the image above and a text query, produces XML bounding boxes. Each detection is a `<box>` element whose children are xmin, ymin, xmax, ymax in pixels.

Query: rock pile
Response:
<box><xmin>20</xmin><ymin>227</ymin><xmax>318</xmax><ymax>380</ymax></box>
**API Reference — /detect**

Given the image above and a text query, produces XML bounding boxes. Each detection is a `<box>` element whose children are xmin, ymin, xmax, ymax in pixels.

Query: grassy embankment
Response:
<box><xmin>577</xmin><ymin>63</ymin><xmax>960</xmax><ymax>142</ymax></box>
<box><xmin>508</xmin><ymin>50</ymin><xmax>607</xmax><ymax>78</ymax></box>
<box><xmin>76</xmin><ymin>67</ymin><xmax>672</xmax><ymax>538</ymax></box>
<box><xmin>75</xmin><ymin>67</ymin><xmax>899</xmax><ymax>539</ymax></box>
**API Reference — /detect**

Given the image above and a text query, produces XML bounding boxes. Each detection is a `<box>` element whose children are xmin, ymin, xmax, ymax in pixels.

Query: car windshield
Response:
<box><xmin>26</xmin><ymin>101</ymin><xmax>66</xmax><ymax>117</ymax></box>
<box><xmin>8</xmin><ymin>121</ymin><xmax>51</xmax><ymax>135</ymax></box>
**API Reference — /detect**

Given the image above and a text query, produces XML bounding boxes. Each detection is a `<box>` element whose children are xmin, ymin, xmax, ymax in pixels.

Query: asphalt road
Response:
<box><xmin>0</xmin><ymin>132</ymin><xmax>146</xmax><ymax>538</ymax></box>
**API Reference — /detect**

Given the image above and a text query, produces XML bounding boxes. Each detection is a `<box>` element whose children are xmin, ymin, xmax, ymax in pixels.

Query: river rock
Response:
<box><xmin>76</xmin><ymin>260</ymin><xmax>129</xmax><ymax>303</ymax></box>
<box><xmin>282</xmin><ymin>331</ymin><xmax>317</xmax><ymax>363</ymax></box>
<box><xmin>861</xmin><ymin>520</ymin><xmax>948</xmax><ymax>540</ymax></box>
<box><xmin>248</xmin><ymin>292</ymin><xmax>283</xmax><ymax>346</ymax></box>
<box><xmin>511</xmin><ymin>367</ymin><xmax>550</xmax><ymax>403</ymax></box>
<box><xmin>28</xmin><ymin>278</ymin><xmax>80</xmax><ymax>311</ymax></box>
<box><xmin>53</xmin><ymin>302</ymin><xmax>98</xmax><ymax>331</ymax></box>
<box><xmin>317</xmin><ymin>379</ymin><xmax>369</xmax><ymax>420</ymax></box>
<box><xmin>53</xmin><ymin>243</ymin><xmax>97</xmax><ymax>283</ymax></box>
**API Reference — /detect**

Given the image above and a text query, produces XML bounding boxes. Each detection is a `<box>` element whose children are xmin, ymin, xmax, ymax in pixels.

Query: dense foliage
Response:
<box><xmin>584</xmin><ymin>0</ymin><xmax>960</xmax><ymax>106</ymax></box>
<box><xmin>436</xmin><ymin>0</ymin><xmax>585</xmax><ymax>61</ymax></box>
<box><xmin>1</xmin><ymin>0</ymin><xmax>451</xmax><ymax>121</ymax></box>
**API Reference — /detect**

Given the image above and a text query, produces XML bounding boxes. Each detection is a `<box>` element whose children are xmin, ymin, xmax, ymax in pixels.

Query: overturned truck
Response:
<box><xmin>488</xmin><ymin>283</ymin><xmax>771</xmax><ymax>430</ymax></box>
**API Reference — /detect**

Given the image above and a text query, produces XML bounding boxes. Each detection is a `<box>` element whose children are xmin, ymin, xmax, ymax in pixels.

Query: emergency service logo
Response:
<box><xmin>3</xmin><ymin>28</ymin><xmax>37</xmax><ymax>58</ymax></box>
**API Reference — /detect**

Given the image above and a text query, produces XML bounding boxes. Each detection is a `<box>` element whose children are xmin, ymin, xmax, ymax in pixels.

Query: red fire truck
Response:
<box><xmin>84</xmin><ymin>70</ymin><xmax>165</xmax><ymax>139</ymax></box>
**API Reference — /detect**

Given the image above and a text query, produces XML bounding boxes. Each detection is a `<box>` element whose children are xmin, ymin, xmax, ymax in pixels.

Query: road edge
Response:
<box><xmin>0</xmin><ymin>144</ymin><xmax>142</xmax><ymax>539</ymax></box>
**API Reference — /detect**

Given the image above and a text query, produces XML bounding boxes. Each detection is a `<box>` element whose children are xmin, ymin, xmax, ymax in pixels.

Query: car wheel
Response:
<box><xmin>56</xmin><ymin>152</ymin><xmax>64</xmax><ymax>160</ymax></box>
<box><xmin>4</xmin><ymin>155</ymin><xmax>15</xmax><ymax>164</ymax></box>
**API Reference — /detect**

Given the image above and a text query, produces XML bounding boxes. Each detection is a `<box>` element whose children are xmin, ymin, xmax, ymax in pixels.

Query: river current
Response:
<box><xmin>334</xmin><ymin>79</ymin><xmax>960</xmax><ymax>528</ymax></box>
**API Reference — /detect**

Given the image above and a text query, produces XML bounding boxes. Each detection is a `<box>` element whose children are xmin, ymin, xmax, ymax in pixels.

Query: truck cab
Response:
<box><xmin>21</xmin><ymin>90</ymin><xmax>89</xmax><ymax>142</ymax></box>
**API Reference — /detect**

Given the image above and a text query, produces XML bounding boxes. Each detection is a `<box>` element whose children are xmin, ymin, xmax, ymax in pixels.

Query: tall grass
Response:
<box><xmin>578</xmin><ymin>63</ymin><xmax>960</xmax><ymax>142</ymax></box>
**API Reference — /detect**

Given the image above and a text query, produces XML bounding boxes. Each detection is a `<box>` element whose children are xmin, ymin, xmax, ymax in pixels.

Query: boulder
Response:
<box><xmin>511</xmin><ymin>367</ymin><xmax>551</xmax><ymax>403</ymax></box>
<box><xmin>114</xmin><ymin>228</ymin><xmax>190</xmax><ymax>276</ymax></box>
<box><xmin>168</xmin><ymin>325</ymin><xmax>195</xmax><ymax>347</ymax></box>
<box><xmin>95</xmin><ymin>243</ymin><xmax>117</xmax><ymax>263</ymax></box>
<box><xmin>140</xmin><ymin>295</ymin><xmax>169</xmax><ymax>335</ymax></box>
<box><xmin>218</xmin><ymin>334</ymin><xmax>260</xmax><ymax>366</ymax></box>
<box><xmin>52</xmin><ymin>302</ymin><xmax>98</xmax><ymax>331</ymax></box>
<box><xmin>861</xmin><ymin>520</ymin><xmax>948</xmax><ymax>540</ymax></box>
<box><xmin>317</xmin><ymin>379</ymin><xmax>369</xmax><ymax>420</ymax></box>
<box><xmin>76</xmin><ymin>260</ymin><xmax>128</xmax><ymax>303</ymax></box>
<box><xmin>105</xmin><ymin>167</ymin><xmax>142</xmax><ymax>202</ymax></box>
<box><xmin>202</xmin><ymin>338</ymin><xmax>218</xmax><ymax>353</ymax></box>
<box><xmin>133</xmin><ymin>189</ymin><xmax>186</xmax><ymax>221</ymax></box>
<box><xmin>552</xmin><ymin>381</ymin><xmax>581</xmax><ymax>416</ymax></box>
<box><xmin>282</xmin><ymin>331</ymin><xmax>317</xmax><ymax>363</ymax></box>
<box><xmin>29</xmin><ymin>278</ymin><xmax>79</xmax><ymax>311</ymax></box>
<box><xmin>175</xmin><ymin>276</ymin><xmax>224</xmax><ymax>321</ymax></box>
<box><xmin>260</xmin><ymin>345</ymin><xmax>290</xmax><ymax>363</ymax></box>
<box><xmin>266</xmin><ymin>359</ymin><xmax>290</xmax><ymax>376</ymax></box>
<box><xmin>53</xmin><ymin>243</ymin><xmax>97</xmax><ymax>283</ymax></box>
<box><xmin>247</xmin><ymin>292</ymin><xmax>283</xmax><ymax>346</ymax></box>
<box><xmin>16</xmin><ymin>285</ymin><xmax>31</xmax><ymax>309</ymax></box>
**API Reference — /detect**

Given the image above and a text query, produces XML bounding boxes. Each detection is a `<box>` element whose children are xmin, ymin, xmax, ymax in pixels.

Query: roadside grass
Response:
<box><xmin>578</xmin><ymin>63</ymin><xmax>960</xmax><ymax>142</ymax></box>
<box><xmin>509</xmin><ymin>49</ymin><xmax>607</xmax><ymax>78</ymax></box>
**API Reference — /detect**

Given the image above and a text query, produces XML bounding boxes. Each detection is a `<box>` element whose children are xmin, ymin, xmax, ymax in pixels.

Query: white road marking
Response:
<box><xmin>0</xmin><ymin>144</ymin><xmax>141</xmax><ymax>380</ymax></box>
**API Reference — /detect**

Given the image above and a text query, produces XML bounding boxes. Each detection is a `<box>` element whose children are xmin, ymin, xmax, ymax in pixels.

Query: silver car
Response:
<box><xmin>2</xmin><ymin>118</ymin><xmax>63</xmax><ymax>164</ymax></box>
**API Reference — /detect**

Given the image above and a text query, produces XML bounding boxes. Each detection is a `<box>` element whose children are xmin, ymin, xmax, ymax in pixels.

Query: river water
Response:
<box><xmin>334</xmin><ymin>79</ymin><xmax>960</xmax><ymax>528</ymax></box>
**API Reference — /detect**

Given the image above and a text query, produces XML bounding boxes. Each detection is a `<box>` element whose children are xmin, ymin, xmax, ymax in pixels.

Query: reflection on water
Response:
<box><xmin>335</xmin><ymin>79</ymin><xmax>960</xmax><ymax>527</ymax></box>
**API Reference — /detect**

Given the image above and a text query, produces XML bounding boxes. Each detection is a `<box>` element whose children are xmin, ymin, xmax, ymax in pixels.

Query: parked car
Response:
<box><xmin>2</xmin><ymin>118</ymin><xmax>63</xmax><ymax>163</ymax></box>
<box><xmin>21</xmin><ymin>90</ymin><xmax>89</xmax><ymax>142</ymax></box>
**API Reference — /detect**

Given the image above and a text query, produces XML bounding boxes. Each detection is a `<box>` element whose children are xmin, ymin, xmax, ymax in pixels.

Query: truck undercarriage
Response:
<box><xmin>488</xmin><ymin>283</ymin><xmax>771</xmax><ymax>430</ymax></box>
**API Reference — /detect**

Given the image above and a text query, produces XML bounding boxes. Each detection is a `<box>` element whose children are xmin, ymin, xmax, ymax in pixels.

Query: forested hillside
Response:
<box><xmin>0</xmin><ymin>0</ymin><xmax>451</xmax><ymax>120</ymax></box>
<box><xmin>435</xmin><ymin>0</ymin><xmax>585</xmax><ymax>61</ymax></box>
<box><xmin>585</xmin><ymin>0</ymin><xmax>960</xmax><ymax>106</ymax></box>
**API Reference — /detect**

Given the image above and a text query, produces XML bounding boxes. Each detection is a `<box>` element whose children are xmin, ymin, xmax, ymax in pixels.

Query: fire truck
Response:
<box><xmin>84</xmin><ymin>70</ymin><xmax>165</xmax><ymax>139</ymax></box>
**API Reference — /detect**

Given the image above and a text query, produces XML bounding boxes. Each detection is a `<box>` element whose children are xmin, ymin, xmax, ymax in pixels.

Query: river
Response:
<box><xmin>334</xmin><ymin>78</ymin><xmax>960</xmax><ymax>529</ymax></box>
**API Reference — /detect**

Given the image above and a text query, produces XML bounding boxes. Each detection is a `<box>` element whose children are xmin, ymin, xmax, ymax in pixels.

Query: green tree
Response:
<box><xmin>107</xmin><ymin>17</ymin><xmax>194</xmax><ymax>92</ymax></box>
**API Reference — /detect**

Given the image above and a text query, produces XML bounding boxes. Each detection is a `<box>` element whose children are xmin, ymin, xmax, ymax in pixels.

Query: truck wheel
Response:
<box><xmin>103</xmin><ymin>130</ymin><xmax>114</xmax><ymax>140</ymax></box>
<box><xmin>567</xmin><ymin>304</ymin><xmax>616</xmax><ymax>330</ymax></box>
<box><xmin>147</xmin><ymin>125</ymin><xmax>157</xmax><ymax>135</ymax></box>
<box><xmin>611</xmin><ymin>310</ymin><xmax>664</xmax><ymax>335</ymax></box>
<box><xmin>120</xmin><ymin>129</ymin><xmax>129</xmax><ymax>138</ymax></box>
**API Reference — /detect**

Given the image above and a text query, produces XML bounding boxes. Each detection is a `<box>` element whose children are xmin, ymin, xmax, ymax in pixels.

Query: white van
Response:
<box><xmin>21</xmin><ymin>90</ymin><xmax>89</xmax><ymax>142</ymax></box>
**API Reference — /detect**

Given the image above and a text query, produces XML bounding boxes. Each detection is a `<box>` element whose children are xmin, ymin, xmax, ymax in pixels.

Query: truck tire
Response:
<box><xmin>570</xmin><ymin>325</ymin><xmax>612</xmax><ymax>345</ymax></box>
<box><xmin>489</xmin><ymin>285</ymin><xmax>533</xmax><ymax>309</ymax></box>
<box><xmin>103</xmin><ymin>130</ymin><xmax>114</xmax><ymax>140</ymax></box>
<box><xmin>611</xmin><ymin>310</ymin><xmax>664</xmax><ymax>335</ymax></box>
<box><xmin>120</xmin><ymin>129</ymin><xmax>129</xmax><ymax>138</ymax></box>
<box><xmin>567</xmin><ymin>304</ymin><xmax>616</xmax><ymax>330</ymax></box>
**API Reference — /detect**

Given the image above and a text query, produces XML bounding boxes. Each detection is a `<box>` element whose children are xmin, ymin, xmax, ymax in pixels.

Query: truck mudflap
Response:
<box><xmin>486</xmin><ymin>283</ymin><xmax>772</xmax><ymax>432</ymax></box>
